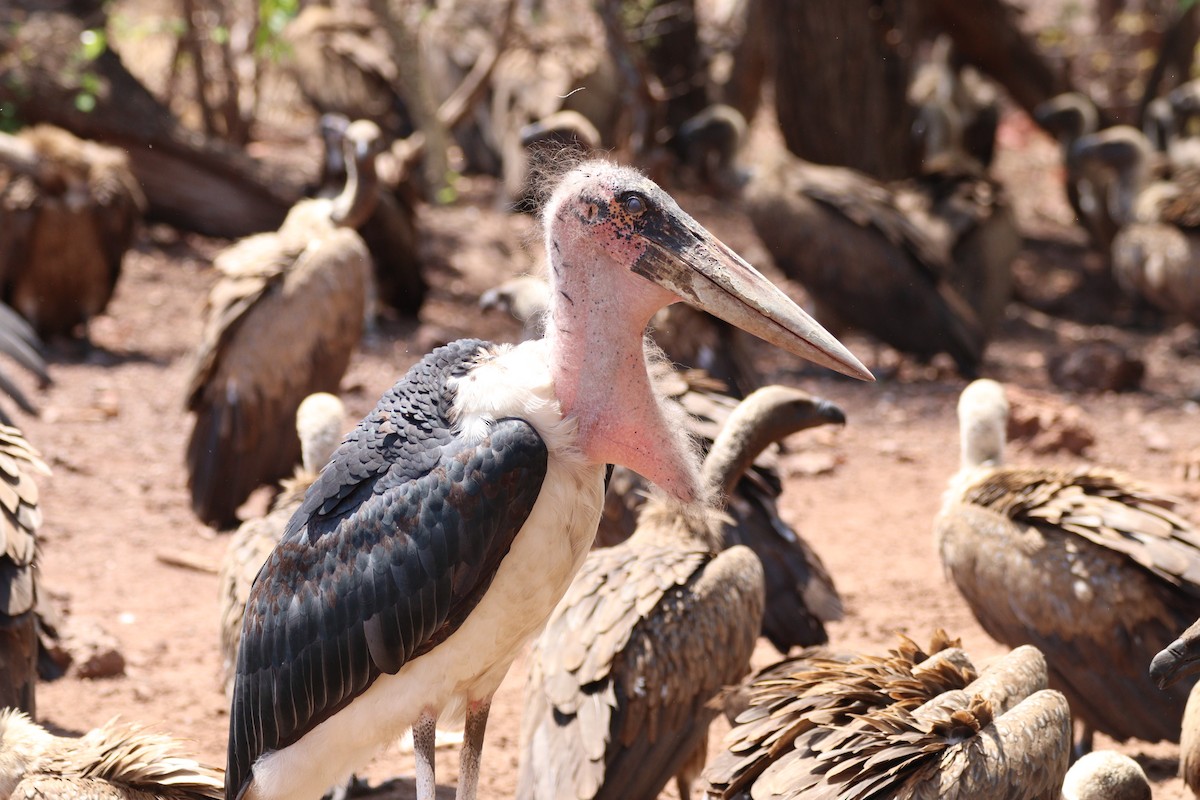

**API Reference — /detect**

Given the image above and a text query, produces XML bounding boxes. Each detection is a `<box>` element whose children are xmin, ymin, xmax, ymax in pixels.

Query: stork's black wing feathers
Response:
<box><xmin>227</xmin><ymin>339</ymin><xmax>548</xmax><ymax>800</ymax></box>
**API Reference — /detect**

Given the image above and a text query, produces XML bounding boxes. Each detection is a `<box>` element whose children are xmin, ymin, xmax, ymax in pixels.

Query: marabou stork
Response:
<box><xmin>225</xmin><ymin>160</ymin><xmax>870</xmax><ymax>800</ymax></box>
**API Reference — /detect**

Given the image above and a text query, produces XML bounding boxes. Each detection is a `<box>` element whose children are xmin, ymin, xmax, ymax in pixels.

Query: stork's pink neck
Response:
<box><xmin>544</xmin><ymin>252</ymin><xmax>699</xmax><ymax>504</ymax></box>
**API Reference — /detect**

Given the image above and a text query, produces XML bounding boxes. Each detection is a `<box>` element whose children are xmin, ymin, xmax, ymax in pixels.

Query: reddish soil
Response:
<box><xmin>19</xmin><ymin>108</ymin><xmax>1200</xmax><ymax>800</ymax></box>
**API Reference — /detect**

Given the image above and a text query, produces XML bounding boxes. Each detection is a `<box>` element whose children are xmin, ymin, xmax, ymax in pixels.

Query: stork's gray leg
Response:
<box><xmin>413</xmin><ymin>710</ymin><xmax>437</xmax><ymax>800</ymax></box>
<box><xmin>454</xmin><ymin>698</ymin><xmax>491</xmax><ymax>800</ymax></box>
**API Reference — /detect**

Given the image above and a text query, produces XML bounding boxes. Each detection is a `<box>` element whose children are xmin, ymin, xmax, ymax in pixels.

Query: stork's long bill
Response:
<box><xmin>630</xmin><ymin>196</ymin><xmax>872</xmax><ymax>382</ymax></box>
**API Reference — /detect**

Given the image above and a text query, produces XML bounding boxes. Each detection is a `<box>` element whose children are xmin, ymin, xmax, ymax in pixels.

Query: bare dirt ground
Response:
<box><xmin>18</xmin><ymin>106</ymin><xmax>1200</xmax><ymax>800</ymax></box>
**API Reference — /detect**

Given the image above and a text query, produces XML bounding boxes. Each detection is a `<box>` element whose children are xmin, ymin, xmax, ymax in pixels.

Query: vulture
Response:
<box><xmin>1151</xmin><ymin>614</ymin><xmax>1200</xmax><ymax>797</ymax></box>
<box><xmin>314</xmin><ymin>114</ymin><xmax>426</xmax><ymax>317</ymax></box>
<box><xmin>909</xmin><ymin>35</ymin><xmax>1001</xmax><ymax>172</ymax></box>
<box><xmin>480</xmin><ymin>275</ymin><xmax>846</xmax><ymax>651</ymax></box>
<box><xmin>0</xmin><ymin>124</ymin><xmax>144</xmax><ymax>339</ymax></box>
<box><xmin>900</xmin><ymin>64</ymin><xmax>1018</xmax><ymax>338</ymax></box>
<box><xmin>216</xmin><ymin>392</ymin><xmax>346</xmax><ymax>697</ymax></box>
<box><xmin>517</xmin><ymin>385</ymin><xmax>840</xmax><ymax>800</ymax></box>
<box><xmin>743</xmin><ymin>146</ymin><xmax>984</xmax><ymax>377</ymax></box>
<box><xmin>184</xmin><ymin>120</ymin><xmax>377</xmax><ymax>528</ymax></box>
<box><xmin>1070</xmin><ymin>126</ymin><xmax>1200</xmax><ymax>325</ymax></box>
<box><xmin>672</xmin><ymin>104</ymin><xmax>1008</xmax><ymax>365</ymax></box>
<box><xmin>936</xmin><ymin>378</ymin><xmax>1200</xmax><ymax>752</ymax></box>
<box><xmin>704</xmin><ymin>634</ymin><xmax>1071</xmax><ymax>800</ymax></box>
<box><xmin>0</xmin><ymin>709</ymin><xmax>223</xmax><ymax>800</ymax></box>
<box><xmin>282</xmin><ymin>4</ymin><xmax>412</xmax><ymax>139</ymax></box>
<box><xmin>0</xmin><ymin>426</ymin><xmax>49</xmax><ymax>718</ymax></box>
<box><xmin>1034</xmin><ymin>92</ymin><xmax>1147</xmax><ymax>251</ymax></box>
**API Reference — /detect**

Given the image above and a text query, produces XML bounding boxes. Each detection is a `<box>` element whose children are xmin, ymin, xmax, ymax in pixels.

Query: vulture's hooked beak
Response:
<box><xmin>1151</xmin><ymin>618</ymin><xmax>1200</xmax><ymax>689</ymax></box>
<box><xmin>630</xmin><ymin>204</ymin><xmax>873</xmax><ymax>382</ymax></box>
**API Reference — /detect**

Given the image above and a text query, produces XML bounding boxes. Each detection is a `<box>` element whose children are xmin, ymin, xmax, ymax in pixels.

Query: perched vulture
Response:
<box><xmin>937</xmin><ymin>378</ymin><xmax>1200</xmax><ymax>752</ymax></box>
<box><xmin>0</xmin><ymin>125</ymin><xmax>144</xmax><ymax>338</ymax></box>
<box><xmin>743</xmin><ymin>146</ymin><xmax>984</xmax><ymax>377</ymax></box>
<box><xmin>0</xmin><ymin>427</ymin><xmax>48</xmax><ymax>718</ymax></box>
<box><xmin>1071</xmin><ymin>126</ymin><xmax>1200</xmax><ymax>325</ymax></box>
<box><xmin>1151</xmin><ymin>614</ymin><xmax>1200</xmax><ymax>797</ymax></box>
<box><xmin>519</xmin><ymin>385</ymin><xmax>840</xmax><ymax>800</ymax></box>
<box><xmin>314</xmin><ymin>114</ymin><xmax>425</xmax><ymax>317</ymax></box>
<box><xmin>216</xmin><ymin>392</ymin><xmax>346</xmax><ymax>696</ymax></box>
<box><xmin>1060</xmin><ymin>750</ymin><xmax>1151</xmax><ymax>800</ymax></box>
<box><xmin>0</xmin><ymin>708</ymin><xmax>223</xmax><ymax>800</ymax></box>
<box><xmin>184</xmin><ymin>121</ymin><xmax>376</xmax><ymax>527</ymax></box>
<box><xmin>705</xmin><ymin>634</ymin><xmax>1071</xmax><ymax>800</ymax></box>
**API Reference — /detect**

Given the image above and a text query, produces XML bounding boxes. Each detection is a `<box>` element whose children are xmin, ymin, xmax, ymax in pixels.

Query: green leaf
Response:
<box><xmin>74</xmin><ymin>92</ymin><xmax>97</xmax><ymax>113</ymax></box>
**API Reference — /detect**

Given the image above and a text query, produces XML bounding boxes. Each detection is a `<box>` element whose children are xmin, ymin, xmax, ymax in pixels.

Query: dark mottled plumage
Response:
<box><xmin>0</xmin><ymin>301</ymin><xmax>49</xmax><ymax>423</ymax></box>
<box><xmin>0</xmin><ymin>424</ymin><xmax>48</xmax><ymax>717</ymax></box>
<box><xmin>0</xmin><ymin>125</ymin><xmax>144</xmax><ymax>338</ymax></box>
<box><xmin>226</xmin><ymin>340</ymin><xmax>548</xmax><ymax>800</ymax></box>
<box><xmin>745</xmin><ymin>151</ymin><xmax>984</xmax><ymax>377</ymax></box>
<box><xmin>706</xmin><ymin>636</ymin><xmax>1070</xmax><ymax>800</ymax></box>
<box><xmin>939</xmin><ymin>379</ymin><xmax>1200</xmax><ymax>751</ymax></box>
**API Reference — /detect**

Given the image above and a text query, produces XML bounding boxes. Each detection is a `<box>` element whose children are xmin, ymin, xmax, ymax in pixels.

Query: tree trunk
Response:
<box><xmin>721</xmin><ymin>0</ymin><xmax>769</xmax><ymax>124</ymax></box>
<box><xmin>632</xmin><ymin>0</ymin><xmax>709</xmax><ymax>133</ymax></box>
<box><xmin>766</xmin><ymin>0</ymin><xmax>924</xmax><ymax>180</ymax></box>
<box><xmin>0</xmin><ymin>8</ymin><xmax>298</xmax><ymax>237</ymax></box>
<box><xmin>922</xmin><ymin>0</ymin><xmax>1068</xmax><ymax>119</ymax></box>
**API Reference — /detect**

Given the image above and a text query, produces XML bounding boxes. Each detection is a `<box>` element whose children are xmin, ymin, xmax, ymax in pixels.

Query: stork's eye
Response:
<box><xmin>623</xmin><ymin>193</ymin><xmax>647</xmax><ymax>216</ymax></box>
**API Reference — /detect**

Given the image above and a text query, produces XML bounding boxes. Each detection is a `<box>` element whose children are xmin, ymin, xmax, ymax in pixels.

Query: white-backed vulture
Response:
<box><xmin>743</xmin><ymin>147</ymin><xmax>984</xmax><ymax>378</ymax></box>
<box><xmin>704</xmin><ymin>634</ymin><xmax>1071</xmax><ymax>800</ymax></box>
<box><xmin>314</xmin><ymin>114</ymin><xmax>426</xmax><ymax>317</ymax></box>
<box><xmin>184</xmin><ymin>121</ymin><xmax>377</xmax><ymax>527</ymax></box>
<box><xmin>1034</xmin><ymin>92</ymin><xmax>1152</xmax><ymax>252</ymax></box>
<box><xmin>1151</xmin><ymin>614</ymin><xmax>1200</xmax><ymax>797</ymax></box>
<box><xmin>1070</xmin><ymin>126</ymin><xmax>1200</xmax><ymax>325</ymax></box>
<box><xmin>898</xmin><ymin>65</ymin><xmax>1018</xmax><ymax>338</ymax></box>
<box><xmin>0</xmin><ymin>428</ymin><xmax>48</xmax><ymax>719</ymax></box>
<box><xmin>1060</xmin><ymin>751</ymin><xmax>1151</xmax><ymax>800</ymax></box>
<box><xmin>216</xmin><ymin>392</ymin><xmax>346</xmax><ymax>696</ymax></box>
<box><xmin>0</xmin><ymin>709</ymin><xmax>223</xmax><ymax>800</ymax></box>
<box><xmin>0</xmin><ymin>125</ymin><xmax>144</xmax><ymax>338</ymax></box>
<box><xmin>519</xmin><ymin>385</ymin><xmax>843</xmax><ymax>800</ymax></box>
<box><xmin>282</xmin><ymin>5</ymin><xmax>413</xmax><ymax>139</ymax></box>
<box><xmin>909</xmin><ymin>35</ymin><xmax>1001</xmax><ymax>172</ymax></box>
<box><xmin>936</xmin><ymin>378</ymin><xmax>1200</xmax><ymax>752</ymax></box>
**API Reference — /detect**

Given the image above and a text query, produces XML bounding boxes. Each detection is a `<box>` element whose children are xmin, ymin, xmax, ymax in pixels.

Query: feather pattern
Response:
<box><xmin>0</xmin><ymin>708</ymin><xmax>223</xmax><ymax>800</ymax></box>
<box><xmin>227</xmin><ymin>340</ymin><xmax>552</xmax><ymax>800</ymax></box>
<box><xmin>0</xmin><ymin>425</ymin><xmax>48</xmax><ymax>716</ymax></box>
<box><xmin>705</xmin><ymin>637</ymin><xmax>1070</xmax><ymax>800</ymax></box>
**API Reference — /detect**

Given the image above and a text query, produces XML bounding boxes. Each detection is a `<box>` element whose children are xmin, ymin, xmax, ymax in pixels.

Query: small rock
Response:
<box><xmin>63</xmin><ymin>619</ymin><xmax>126</xmax><ymax>679</ymax></box>
<box><xmin>1006</xmin><ymin>385</ymin><xmax>1096</xmax><ymax>456</ymax></box>
<box><xmin>1047</xmin><ymin>340</ymin><xmax>1144</xmax><ymax>393</ymax></box>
